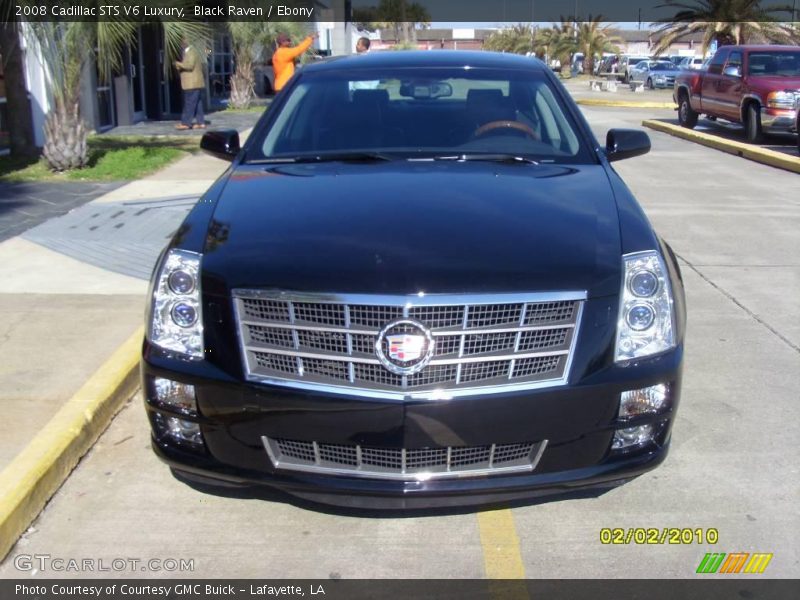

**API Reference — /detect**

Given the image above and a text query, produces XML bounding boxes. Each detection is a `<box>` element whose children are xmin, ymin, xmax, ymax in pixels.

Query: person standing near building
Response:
<box><xmin>350</xmin><ymin>36</ymin><xmax>379</xmax><ymax>91</ymax></box>
<box><xmin>272</xmin><ymin>31</ymin><xmax>317</xmax><ymax>92</ymax></box>
<box><xmin>174</xmin><ymin>37</ymin><xmax>205</xmax><ymax>130</ymax></box>
<box><xmin>356</xmin><ymin>37</ymin><xmax>370</xmax><ymax>54</ymax></box>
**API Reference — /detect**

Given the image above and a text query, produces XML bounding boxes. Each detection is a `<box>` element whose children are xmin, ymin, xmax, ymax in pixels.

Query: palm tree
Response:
<box><xmin>406</xmin><ymin>2</ymin><xmax>432</xmax><ymax>43</ymax></box>
<box><xmin>484</xmin><ymin>24</ymin><xmax>539</xmax><ymax>55</ymax></box>
<box><xmin>228</xmin><ymin>22</ymin><xmax>310</xmax><ymax>109</ymax></box>
<box><xmin>357</xmin><ymin>0</ymin><xmax>431</xmax><ymax>44</ymax></box>
<box><xmin>540</xmin><ymin>19</ymin><xmax>579</xmax><ymax>72</ymax></box>
<box><xmin>19</xmin><ymin>6</ymin><xmax>207</xmax><ymax>171</ymax></box>
<box><xmin>575</xmin><ymin>17</ymin><xmax>623</xmax><ymax>75</ymax></box>
<box><xmin>651</xmin><ymin>0</ymin><xmax>798</xmax><ymax>56</ymax></box>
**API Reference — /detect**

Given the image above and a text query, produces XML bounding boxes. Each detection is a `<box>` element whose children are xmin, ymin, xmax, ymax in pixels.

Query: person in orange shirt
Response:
<box><xmin>272</xmin><ymin>32</ymin><xmax>317</xmax><ymax>92</ymax></box>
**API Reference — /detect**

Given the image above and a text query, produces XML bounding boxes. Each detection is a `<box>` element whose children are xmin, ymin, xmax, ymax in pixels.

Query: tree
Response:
<box><xmin>354</xmin><ymin>0</ymin><xmax>431</xmax><ymax>43</ymax></box>
<box><xmin>227</xmin><ymin>22</ymin><xmax>310</xmax><ymax>109</ymax></box>
<box><xmin>575</xmin><ymin>17</ymin><xmax>623</xmax><ymax>75</ymax></box>
<box><xmin>651</xmin><ymin>0</ymin><xmax>798</xmax><ymax>56</ymax></box>
<box><xmin>484</xmin><ymin>24</ymin><xmax>540</xmax><ymax>55</ymax></box>
<box><xmin>19</xmin><ymin>4</ymin><xmax>207</xmax><ymax>171</ymax></box>
<box><xmin>539</xmin><ymin>19</ymin><xmax>579</xmax><ymax>70</ymax></box>
<box><xmin>0</xmin><ymin>19</ymin><xmax>36</xmax><ymax>157</ymax></box>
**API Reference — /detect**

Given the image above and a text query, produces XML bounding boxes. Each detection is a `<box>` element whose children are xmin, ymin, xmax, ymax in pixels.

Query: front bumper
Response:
<box><xmin>760</xmin><ymin>107</ymin><xmax>799</xmax><ymax>134</ymax></box>
<box><xmin>142</xmin><ymin>340</ymin><xmax>683</xmax><ymax>509</ymax></box>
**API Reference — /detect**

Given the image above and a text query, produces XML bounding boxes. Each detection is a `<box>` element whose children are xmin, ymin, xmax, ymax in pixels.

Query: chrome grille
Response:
<box><xmin>264</xmin><ymin>436</ymin><xmax>548</xmax><ymax>480</ymax></box>
<box><xmin>234</xmin><ymin>291</ymin><xmax>585</xmax><ymax>399</ymax></box>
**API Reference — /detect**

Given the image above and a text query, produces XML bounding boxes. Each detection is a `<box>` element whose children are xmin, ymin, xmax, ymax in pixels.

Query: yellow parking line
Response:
<box><xmin>0</xmin><ymin>326</ymin><xmax>143</xmax><ymax>561</ymax></box>
<box><xmin>642</xmin><ymin>119</ymin><xmax>800</xmax><ymax>175</ymax></box>
<box><xmin>477</xmin><ymin>508</ymin><xmax>527</xmax><ymax>578</ymax></box>
<box><xmin>577</xmin><ymin>98</ymin><xmax>676</xmax><ymax>109</ymax></box>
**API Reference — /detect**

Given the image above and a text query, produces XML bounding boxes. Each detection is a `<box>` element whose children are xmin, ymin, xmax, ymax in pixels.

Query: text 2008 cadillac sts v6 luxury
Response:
<box><xmin>142</xmin><ymin>52</ymin><xmax>686</xmax><ymax>508</ymax></box>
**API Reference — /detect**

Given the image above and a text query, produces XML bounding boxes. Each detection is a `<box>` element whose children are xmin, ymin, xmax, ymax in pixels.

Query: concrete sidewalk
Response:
<box><xmin>0</xmin><ymin>129</ymin><xmax>251</xmax><ymax>558</ymax></box>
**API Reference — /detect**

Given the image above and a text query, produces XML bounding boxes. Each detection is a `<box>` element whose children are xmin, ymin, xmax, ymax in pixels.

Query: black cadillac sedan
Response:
<box><xmin>142</xmin><ymin>51</ymin><xmax>686</xmax><ymax>509</ymax></box>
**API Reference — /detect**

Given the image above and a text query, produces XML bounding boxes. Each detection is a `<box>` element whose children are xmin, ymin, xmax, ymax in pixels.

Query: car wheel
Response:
<box><xmin>745</xmin><ymin>103</ymin><xmax>764</xmax><ymax>144</ymax></box>
<box><xmin>647</xmin><ymin>78</ymin><xmax>654</xmax><ymax>90</ymax></box>
<box><xmin>678</xmin><ymin>92</ymin><xmax>698</xmax><ymax>129</ymax></box>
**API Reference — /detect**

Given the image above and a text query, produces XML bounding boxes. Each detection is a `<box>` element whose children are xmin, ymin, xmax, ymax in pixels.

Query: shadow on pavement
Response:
<box><xmin>659</xmin><ymin>116</ymin><xmax>798</xmax><ymax>157</ymax></box>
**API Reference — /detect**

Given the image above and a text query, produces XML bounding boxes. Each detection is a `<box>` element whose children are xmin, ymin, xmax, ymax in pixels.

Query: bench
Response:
<box><xmin>630</xmin><ymin>80</ymin><xmax>645</xmax><ymax>93</ymax></box>
<box><xmin>589</xmin><ymin>79</ymin><xmax>618</xmax><ymax>92</ymax></box>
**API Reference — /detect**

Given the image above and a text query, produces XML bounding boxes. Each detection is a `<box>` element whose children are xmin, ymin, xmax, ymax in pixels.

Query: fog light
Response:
<box><xmin>152</xmin><ymin>377</ymin><xmax>197</xmax><ymax>415</ymax></box>
<box><xmin>619</xmin><ymin>384</ymin><xmax>669</xmax><ymax>418</ymax></box>
<box><xmin>155</xmin><ymin>413</ymin><xmax>203</xmax><ymax>448</ymax></box>
<box><xmin>626</xmin><ymin>304</ymin><xmax>655</xmax><ymax>330</ymax></box>
<box><xmin>612</xmin><ymin>424</ymin><xmax>654</xmax><ymax>450</ymax></box>
<box><xmin>171</xmin><ymin>301</ymin><xmax>198</xmax><ymax>327</ymax></box>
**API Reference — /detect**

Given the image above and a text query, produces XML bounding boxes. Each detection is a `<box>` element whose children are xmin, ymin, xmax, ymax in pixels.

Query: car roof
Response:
<box><xmin>719</xmin><ymin>45</ymin><xmax>800</xmax><ymax>52</ymax></box>
<box><xmin>302</xmin><ymin>50</ymin><xmax>548</xmax><ymax>73</ymax></box>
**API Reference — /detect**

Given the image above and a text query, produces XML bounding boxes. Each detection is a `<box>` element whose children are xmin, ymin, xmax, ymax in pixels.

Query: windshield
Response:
<box><xmin>747</xmin><ymin>51</ymin><xmax>800</xmax><ymax>76</ymax></box>
<box><xmin>651</xmin><ymin>63</ymin><xmax>674</xmax><ymax>71</ymax></box>
<box><xmin>250</xmin><ymin>67</ymin><xmax>594</xmax><ymax>164</ymax></box>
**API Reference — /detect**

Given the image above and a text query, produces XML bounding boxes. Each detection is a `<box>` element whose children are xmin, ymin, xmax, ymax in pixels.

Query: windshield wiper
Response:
<box><xmin>433</xmin><ymin>153</ymin><xmax>539</xmax><ymax>165</ymax></box>
<box><xmin>248</xmin><ymin>152</ymin><xmax>394</xmax><ymax>164</ymax></box>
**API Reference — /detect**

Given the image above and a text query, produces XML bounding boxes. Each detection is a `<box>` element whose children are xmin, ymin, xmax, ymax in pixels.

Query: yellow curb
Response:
<box><xmin>577</xmin><ymin>98</ymin><xmax>676</xmax><ymax>109</ymax></box>
<box><xmin>0</xmin><ymin>326</ymin><xmax>143</xmax><ymax>561</ymax></box>
<box><xmin>642</xmin><ymin>119</ymin><xmax>800</xmax><ymax>175</ymax></box>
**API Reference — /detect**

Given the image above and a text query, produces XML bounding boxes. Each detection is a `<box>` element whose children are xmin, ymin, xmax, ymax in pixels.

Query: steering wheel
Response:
<box><xmin>473</xmin><ymin>120</ymin><xmax>539</xmax><ymax>139</ymax></box>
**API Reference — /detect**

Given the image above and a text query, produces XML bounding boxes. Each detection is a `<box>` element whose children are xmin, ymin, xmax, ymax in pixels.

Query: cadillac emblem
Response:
<box><xmin>375</xmin><ymin>319</ymin><xmax>435</xmax><ymax>375</ymax></box>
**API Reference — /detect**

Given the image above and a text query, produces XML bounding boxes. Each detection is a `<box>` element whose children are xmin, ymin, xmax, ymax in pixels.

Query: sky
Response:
<box><xmin>431</xmin><ymin>22</ymin><xmax>651</xmax><ymax>30</ymax></box>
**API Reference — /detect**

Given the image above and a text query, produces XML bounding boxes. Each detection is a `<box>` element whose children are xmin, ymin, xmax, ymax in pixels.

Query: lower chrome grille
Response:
<box><xmin>234</xmin><ymin>290</ymin><xmax>585</xmax><ymax>399</ymax></box>
<box><xmin>263</xmin><ymin>437</ymin><xmax>548</xmax><ymax>480</ymax></box>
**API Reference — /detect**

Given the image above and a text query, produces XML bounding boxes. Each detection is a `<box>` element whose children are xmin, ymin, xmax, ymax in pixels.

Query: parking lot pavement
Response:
<box><xmin>0</xmin><ymin>181</ymin><xmax>124</xmax><ymax>243</ymax></box>
<box><xmin>560</xmin><ymin>77</ymin><xmax>675</xmax><ymax>105</ymax></box>
<box><xmin>655</xmin><ymin>115</ymin><xmax>798</xmax><ymax>158</ymax></box>
<box><xmin>1</xmin><ymin>106</ymin><xmax>798</xmax><ymax>579</ymax></box>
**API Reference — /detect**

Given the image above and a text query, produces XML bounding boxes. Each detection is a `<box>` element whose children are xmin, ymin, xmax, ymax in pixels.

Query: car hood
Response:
<box><xmin>654</xmin><ymin>69</ymin><xmax>682</xmax><ymax>77</ymax></box>
<box><xmin>200</xmin><ymin>162</ymin><xmax>622</xmax><ymax>298</ymax></box>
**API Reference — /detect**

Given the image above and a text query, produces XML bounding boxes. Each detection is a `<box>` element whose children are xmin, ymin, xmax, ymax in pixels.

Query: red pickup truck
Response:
<box><xmin>674</xmin><ymin>45</ymin><xmax>800</xmax><ymax>144</ymax></box>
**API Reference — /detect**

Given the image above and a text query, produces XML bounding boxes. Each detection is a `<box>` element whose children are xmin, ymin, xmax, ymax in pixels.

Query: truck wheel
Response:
<box><xmin>678</xmin><ymin>93</ymin><xmax>698</xmax><ymax>129</ymax></box>
<box><xmin>745</xmin><ymin>103</ymin><xmax>764</xmax><ymax>144</ymax></box>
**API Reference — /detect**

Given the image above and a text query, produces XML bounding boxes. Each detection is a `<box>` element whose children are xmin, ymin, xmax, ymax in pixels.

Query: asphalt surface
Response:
<box><xmin>1</xmin><ymin>105</ymin><xmax>798</xmax><ymax>579</ymax></box>
<box><xmin>0</xmin><ymin>182</ymin><xmax>124</xmax><ymax>243</ymax></box>
<box><xmin>102</xmin><ymin>107</ymin><xmax>267</xmax><ymax>138</ymax></box>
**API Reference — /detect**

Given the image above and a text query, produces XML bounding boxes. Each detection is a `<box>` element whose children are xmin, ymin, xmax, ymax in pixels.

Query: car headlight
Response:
<box><xmin>615</xmin><ymin>250</ymin><xmax>675</xmax><ymax>362</ymax></box>
<box><xmin>766</xmin><ymin>91</ymin><xmax>796</xmax><ymax>109</ymax></box>
<box><xmin>146</xmin><ymin>248</ymin><xmax>204</xmax><ymax>359</ymax></box>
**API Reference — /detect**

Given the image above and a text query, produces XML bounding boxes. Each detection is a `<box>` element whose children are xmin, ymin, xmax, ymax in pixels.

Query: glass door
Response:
<box><xmin>129</xmin><ymin>27</ymin><xmax>145</xmax><ymax>121</ymax></box>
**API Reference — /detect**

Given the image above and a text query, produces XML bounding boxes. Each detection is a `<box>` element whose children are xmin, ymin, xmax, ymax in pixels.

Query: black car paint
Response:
<box><xmin>143</xmin><ymin>52</ymin><xmax>685</xmax><ymax>508</ymax></box>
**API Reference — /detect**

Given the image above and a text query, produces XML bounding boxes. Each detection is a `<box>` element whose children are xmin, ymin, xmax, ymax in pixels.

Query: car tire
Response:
<box><xmin>647</xmin><ymin>78</ymin><xmax>654</xmax><ymax>90</ymax></box>
<box><xmin>678</xmin><ymin>92</ymin><xmax>698</xmax><ymax>129</ymax></box>
<box><xmin>745</xmin><ymin>103</ymin><xmax>764</xmax><ymax>144</ymax></box>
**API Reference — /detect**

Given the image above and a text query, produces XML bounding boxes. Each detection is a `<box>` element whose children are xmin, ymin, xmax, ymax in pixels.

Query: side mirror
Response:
<box><xmin>722</xmin><ymin>65</ymin><xmax>742</xmax><ymax>78</ymax></box>
<box><xmin>200</xmin><ymin>130</ymin><xmax>240</xmax><ymax>161</ymax></box>
<box><xmin>605</xmin><ymin>129</ymin><xmax>651</xmax><ymax>162</ymax></box>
